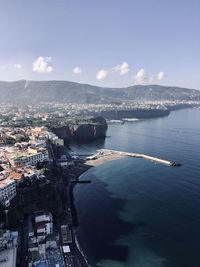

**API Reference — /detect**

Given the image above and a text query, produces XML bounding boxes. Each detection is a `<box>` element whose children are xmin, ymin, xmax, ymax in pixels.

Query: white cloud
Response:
<box><xmin>73</xmin><ymin>67</ymin><xmax>82</xmax><ymax>74</ymax></box>
<box><xmin>14</xmin><ymin>64</ymin><xmax>22</xmax><ymax>69</ymax></box>
<box><xmin>112</xmin><ymin>62</ymin><xmax>130</xmax><ymax>75</ymax></box>
<box><xmin>157</xmin><ymin>71</ymin><xmax>165</xmax><ymax>81</ymax></box>
<box><xmin>133</xmin><ymin>69</ymin><xmax>149</xmax><ymax>85</ymax></box>
<box><xmin>32</xmin><ymin>56</ymin><xmax>53</xmax><ymax>73</ymax></box>
<box><xmin>96</xmin><ymin>69</ymin><xmax>108</xmax><ymax>80</ymax></box>
<box><xmin>96</xmin><ymin>62</ymin><xmax>129</xmax><ymax>81</ymax></box>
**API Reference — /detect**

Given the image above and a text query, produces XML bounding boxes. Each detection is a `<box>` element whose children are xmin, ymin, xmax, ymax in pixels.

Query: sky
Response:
<box><xmin>0</xmin><ymin>0</ymin><xmax>199</xmax><ymax>89</ymax></box>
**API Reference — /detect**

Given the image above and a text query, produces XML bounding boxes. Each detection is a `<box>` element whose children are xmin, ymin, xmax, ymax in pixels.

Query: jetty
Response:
<box><xmin>86</xmin><ymin>149</ymin><xmax>181</xmax><ymax>167</ymax></box>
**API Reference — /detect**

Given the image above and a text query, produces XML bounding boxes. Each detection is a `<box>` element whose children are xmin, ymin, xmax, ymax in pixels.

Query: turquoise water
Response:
<box><xmin>73</xmin><ymin>108</ymin><xmax>200</xmax><ymax>267</ymax></box>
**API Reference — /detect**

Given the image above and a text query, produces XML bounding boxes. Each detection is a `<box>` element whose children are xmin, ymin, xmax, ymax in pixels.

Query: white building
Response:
<box><xmin>34</xmin><ymin>211</ymin><xmax>53</xmax><ymax>242</ymax></box>
<box><xmin>14</xmin><ymin>152</ymin><xmax>46</xmax><ymax>166</ymax></box>
<box><xmin>27</xmin><ymin>152</ymin><xmax>46</xmax><ymax>165</ymax></box>
<box><xmin>0</xmin><ymin>179</ymin><xmax>16</xmax><ymax>206</ymax></box>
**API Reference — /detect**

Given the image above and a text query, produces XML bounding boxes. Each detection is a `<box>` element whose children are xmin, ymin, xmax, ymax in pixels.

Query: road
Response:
<box><xmin>18</xmin><ymin>216</ymin><xmax>28</xmax><ymax>267</ymax></box>
<box><xmin>69</xmin><ymin>226</ymin><xmax>90</xmax><ymax>267</ymax></box>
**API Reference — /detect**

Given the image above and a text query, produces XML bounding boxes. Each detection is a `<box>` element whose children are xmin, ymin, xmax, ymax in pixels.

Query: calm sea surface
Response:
<box><xmin>73</xmin><ymin>108</ymin><xmax>200</xmax><ymax>267</ymax></box>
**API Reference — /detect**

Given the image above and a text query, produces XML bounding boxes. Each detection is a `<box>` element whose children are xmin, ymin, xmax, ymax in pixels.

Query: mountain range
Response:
<box><xmin>0</xmin><ymin>80</ymin><xmax>200</xmax><ymax>104</ymax></box>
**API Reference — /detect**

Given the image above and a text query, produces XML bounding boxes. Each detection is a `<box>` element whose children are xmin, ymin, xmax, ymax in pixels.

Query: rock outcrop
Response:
<box><xmin>51</xmin><ymin>125</ymin><xmax>72</xmax><ymax>144</ymax></box>
<box><xmin>51</xmin><ymin>116</ymin><xmax>108</xmax><ymax>144</ymax></box>
<box><xmin>94</xmin><ymin>109</ymin><xmax>170</xmax><ymax>120</ymax></box>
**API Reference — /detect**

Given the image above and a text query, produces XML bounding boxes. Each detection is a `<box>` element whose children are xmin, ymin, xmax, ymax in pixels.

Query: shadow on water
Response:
<box><xmin>71</xmin><ymin>137</ymin><xmax>106</xmax><ymax>146</ymax></box>
<box><xmin>71</xmin><ymin>109</ymin><xmax>200</xmax><ymax>267</ymax></box>
<box><xmin>74</xmin><ymin>171</ymin><xmax>146</xmax><ymax>266</ymax></box>
<box><xmin>70</xmin><ymin>137</ymin><xmax>106</xmax><ymax>155</ymax></box>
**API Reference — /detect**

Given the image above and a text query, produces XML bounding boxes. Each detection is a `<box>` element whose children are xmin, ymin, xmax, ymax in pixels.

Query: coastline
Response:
<box><xmin>63</xmin><ymin>108</ymin><xmax>196</xmax><ymax>266</ymax></box>
<box><xmin>70</xmin><ymin>166</ymin><xmax>93</xmax><ymax>267</ymax></box>
<box><xmin>73</xmin><ymin>228</ymin><xmax>92</xmax><ymax>267</ymax></box>
<box><xmin>84</xmin><ymin>149</ymin><xmax>181</xmax><ymax>167</ymax></box>
<box><xmin>73</xmin><ymin>154</ymin><xmax>128</xmax><ymax>266</ymax></box>
<box><xmin>72</xmin><ymin>136</ymin><xmax>183</xmax><ymax>265</ymax></box>
<box><xmin>85</xmin><ymin>152</ymin><xmax>126</xmax><ymax>167</ymax></box>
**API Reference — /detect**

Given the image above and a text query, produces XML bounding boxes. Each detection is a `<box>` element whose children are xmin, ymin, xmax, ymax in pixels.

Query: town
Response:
<box><xmin>0</xmin><ymin>95</ymin><xmax>198</xmax><ymax>267</ymax></box>
<box><xmin>0</xmin><ymin>112</ymin><xmax>92</xmax><ymax>267</ymax></box>
<box><xmin>0</xmin><ymin>100</ymin><xmax>199</xmax><ymax>129</ymax></box>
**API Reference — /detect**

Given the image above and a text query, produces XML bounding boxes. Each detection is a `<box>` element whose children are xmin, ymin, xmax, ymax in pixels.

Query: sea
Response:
<box><xmin>72</xmin><ymin>108</ymin><xmax>200</xmax><ymax>267</ymax></box>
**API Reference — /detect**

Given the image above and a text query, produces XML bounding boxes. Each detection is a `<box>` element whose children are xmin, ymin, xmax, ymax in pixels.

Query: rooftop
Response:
<box><xmin>0</xmin><ymin>178</ymin><xmax>15</xmax><ymax>189</ymax></box>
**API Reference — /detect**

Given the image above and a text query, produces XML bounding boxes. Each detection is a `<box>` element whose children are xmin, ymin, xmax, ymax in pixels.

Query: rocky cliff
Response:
<box><xmin>92</xmin><ymin>109</ymin><xmax>170</xmax><ymax>120</ymax></box>
<box><xmin>51</xmin><ymin>125</ymin><xmax>72</xmax><ymax>144</ymax></box>
<box><xmin>51</xmin><ymin>116</ymin><xmax>108</xmax><ymax>144</ymax></box>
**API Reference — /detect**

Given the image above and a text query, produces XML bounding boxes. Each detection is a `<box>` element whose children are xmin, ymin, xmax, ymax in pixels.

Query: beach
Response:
<box><xmin>85</xmin><ymin>151</ymin><xmax>126</xmax><ymax>167</ymax></box>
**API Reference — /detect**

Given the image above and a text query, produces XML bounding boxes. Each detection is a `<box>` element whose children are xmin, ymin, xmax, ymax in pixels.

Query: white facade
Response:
<box><xmin>27</xmin><ymin>152</ymin><xmax>45</xmax><ymax>165</ymax></box>
<box><xmin>34</xmin><ymin>211</ymin><xmax>53</xmax><ymax>242</ymax></box>
<box><xmin>0</xmin><ymin>179</ymin><xmax>16</xmax><ymax>205</ymax></box>
<box><xmin>14</xmin><ymin>152</ymin><xmax>46</xmax><ymax>166</ymax></box>
<box><xmin>35</xmin><ymin>212</ymin><xmax>52</xmax><ymax>224</ymax></box>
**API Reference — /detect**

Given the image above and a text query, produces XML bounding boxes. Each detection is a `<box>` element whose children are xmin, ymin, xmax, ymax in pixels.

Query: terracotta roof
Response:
<box><xmin>8</xmin><ymin>171</ymin><xmax>22</xmax><ymax>180</ymax></box>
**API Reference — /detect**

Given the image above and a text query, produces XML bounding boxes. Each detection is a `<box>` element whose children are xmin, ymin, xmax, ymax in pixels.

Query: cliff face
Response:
<box><xmin>2</xmin><ymin>181</ymin><xmax>64</xmax><ymax>227</ymax></box>
<box><xmin>52</xmin><ymin>116</ymin><xmax>108</xmax><ymax>144</ymax></box>
<box><xmin>93</xmin><ymin>109</ymin><xmax>170</xmax><ymax>120</ymax></box>
<box><xmin>51</xmin><ymin>125</ymin><xmax>72</xmax><ymax>143</ymax></box>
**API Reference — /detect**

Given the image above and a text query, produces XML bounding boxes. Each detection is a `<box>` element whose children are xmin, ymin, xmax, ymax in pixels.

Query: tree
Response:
<box><xmin>15</xmin><ymin>134</ymin><xmax>30</xmax><ymax>143</ymax></box>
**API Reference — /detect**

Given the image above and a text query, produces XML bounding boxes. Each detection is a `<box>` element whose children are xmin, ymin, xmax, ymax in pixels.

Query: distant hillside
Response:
<box><xmin>0</xmin><ymin>80</ymin><xmax>200</xmax><ymax>104</ymax></box>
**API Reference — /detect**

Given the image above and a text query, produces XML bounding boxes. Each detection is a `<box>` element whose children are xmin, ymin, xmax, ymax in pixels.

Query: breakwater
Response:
<box><xmin>95</xmin><ymin>149</ymin><xmax>181</xmax><ymax>167</ymax></box>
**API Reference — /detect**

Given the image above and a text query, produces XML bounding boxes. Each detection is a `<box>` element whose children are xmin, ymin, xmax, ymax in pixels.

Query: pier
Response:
<box><xmin>90</xmin><ymin>149</ymin><xmax>182</xmax><ymax>167</ymax></box>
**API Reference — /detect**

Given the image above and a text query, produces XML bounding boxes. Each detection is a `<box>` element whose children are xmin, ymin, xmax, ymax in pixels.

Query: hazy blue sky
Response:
<box><xmin>0</xmin><ymin>0</ymin><xmax>199</xmax><ymax>89</ymax></box>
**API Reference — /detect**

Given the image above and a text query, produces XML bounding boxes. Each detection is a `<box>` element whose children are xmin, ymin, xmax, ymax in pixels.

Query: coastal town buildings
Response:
<box><xmin>34</xmin><ymin>210</ymin><xmax>53</xmax><ymax>241</ymax></box>
<box><xmin>60</xmin><ymin>224</ymin><xmax>72</xmax><ymax>245</ymax></box>
<box><xmin>0</xmin><ymin>126</ymin><xmax>62</xmax><ymax>206</ymax></box>
<box><xmin>14</xmin><ymin>151</ymin><xmax>46</xmax><ymax>166</ymax></box>
<box><xmin>0</xmin><ymin>179</ymin><xmax>16</xmax><ymax>207</ymax></box>
<box><xmin>0</xmin><ymin>105</ymin><xmax>105</xmax><ymax>267</ymax></box>
<box><xmin>0</xmin><ymin>230</ymin><xmax>18</xmax><ymax>267</ymax></box>
<box><xmin>27</xmin><ymin>211</ymin><xmax>70</xmax><ymax>267</ymax></box>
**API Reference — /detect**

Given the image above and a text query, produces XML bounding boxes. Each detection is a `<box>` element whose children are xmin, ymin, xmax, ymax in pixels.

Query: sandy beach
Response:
<box><xmin>84</xmin><ymin>148</ymin><xmax>179</xmax><ymax>167</ymax></box>
<box><xmin>85</xmin><ymin>152</ymin><xmax>126</xmax><ymax>167</ymax></box>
